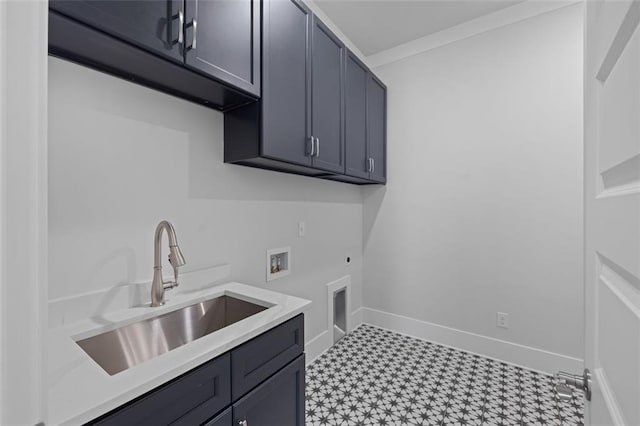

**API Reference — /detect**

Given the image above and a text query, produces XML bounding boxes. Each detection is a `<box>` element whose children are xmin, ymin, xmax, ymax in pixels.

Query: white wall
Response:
<box><xmin>48</xmin><ymin>57</ymin><xmax>363</xmax><ymax>343</ymax></box>
<box><xmin>363</xmin><ymin>4</ymin><xmax>584</xmax><ymax>365</ymax></box>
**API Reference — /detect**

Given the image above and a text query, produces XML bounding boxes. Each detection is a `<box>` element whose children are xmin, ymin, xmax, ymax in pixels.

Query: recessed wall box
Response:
<box><xmin>266</xmin><ymin>247</ymin><xmax>291</xmax><ymax>282</ymax></box>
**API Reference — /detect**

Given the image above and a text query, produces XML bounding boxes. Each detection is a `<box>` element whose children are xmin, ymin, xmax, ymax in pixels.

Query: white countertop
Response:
<box><xmin>47</xmin><ymin>282</ymin><xmax>311</xmax><ymax>425</ymax></box>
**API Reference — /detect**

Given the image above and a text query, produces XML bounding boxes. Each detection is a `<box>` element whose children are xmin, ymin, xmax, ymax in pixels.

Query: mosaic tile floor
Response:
<box><xmin>306</xmin><ymin>325</ymin><xmax>584</xmax><ymax>425</ymax></box>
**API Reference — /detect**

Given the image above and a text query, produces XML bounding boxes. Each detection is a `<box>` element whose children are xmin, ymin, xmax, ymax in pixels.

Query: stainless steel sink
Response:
<box><xmin>76</xmin><ymin>295</ymin><xmax>268</xmax><ymax>375</ymax></box>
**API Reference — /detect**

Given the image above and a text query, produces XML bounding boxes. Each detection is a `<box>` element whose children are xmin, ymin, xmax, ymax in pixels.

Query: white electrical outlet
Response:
<box><xmin>298</xmin><ymin>221</ymin><xmax>306</xmax><ymax>237</ymax></box>
<box><xmin>496</xmin><ymin>312</ymin><xmax>509</xmax><ymax>329</ymax></box>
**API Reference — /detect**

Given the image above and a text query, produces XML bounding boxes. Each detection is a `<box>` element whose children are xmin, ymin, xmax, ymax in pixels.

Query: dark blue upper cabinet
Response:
<box><xmin>50</xmin><ymin>0</ymin><xmax>184</xmax><ymax>63</ymax></box>
<box><xmin>184</xmin><ymin>0</ymin><xmax>261</xmax><ymax>97</ymax></box>
<box><xmin>367</xmin><ymin>73</ymin><xmax>387</xmax><ymax>183</ymax></box>
<box><xmin>222</xmin><ymin>1</ymin><xmax>387</xmax><ymax>184</ymax></box>
<box><xmin>49</xmin><ymin>0</ymin><xmax>260</xmax><ymax>110</ymax></box>
<box><xmin>261</xmin><ymin>0</ymin><xmax>313</xmax><ymax>167</ymax></box>
<box><xmin>225</xmin><ymin>1</ymin><xmax>349</xmax><ymax>177</ymax></box>
<box><xmin>345</xmin><ymin>51</ymin><xmax>369</xmax><ymax>180</ymax></box>
<box><xmin>343</xmin><ymin>50</ymin><xmax>387</xmax><ymax>184</ymax></box>
<box><xmin>311</xmin><ymin>17</ymin><xmax>346</xmax><ymax>174</ymax></box>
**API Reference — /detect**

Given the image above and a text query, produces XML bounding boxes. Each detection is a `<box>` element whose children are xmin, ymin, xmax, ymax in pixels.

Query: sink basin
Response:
<box><xmin>76</xmin><ymin>295</ymin><xmax>268</xmax><ymax>375</ymax></box>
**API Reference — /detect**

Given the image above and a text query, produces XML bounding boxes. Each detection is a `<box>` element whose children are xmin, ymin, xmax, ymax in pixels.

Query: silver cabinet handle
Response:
<box><xmin>178</xmin><ymin>10</ymin><xmax>184</xmax><ymax>44</ymax></box>
<box><xmin>367</xmin><ymin>158</ymin><xmax>372</xmax><ymax>173</ymax></box>
<box><xmin>191</xmin><ymin>19</ymin><xmax>198</xmax><ymax>49</ymax></box>
<box><xmin>238</xmin><ymin>420</ymin><xmax>248</xmax><ymax>426</ymax></box>
<box><xmin>308</xmin><ymin>136</ymin><xmax>315</xmax><ymax>156</ymax></box>
<box><xmin>315</xmin><ymin>137</ymin><xmax>320</xmax><ymax>157</ymax></box>
<box><xmin>371</xmin><ymin>158</ymin><xmax>375</xmax><ymax>173</ymax></box>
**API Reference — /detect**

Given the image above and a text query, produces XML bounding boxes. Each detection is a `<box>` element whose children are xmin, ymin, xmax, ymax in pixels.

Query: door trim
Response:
<box><xmin>593</xmin><ymin>368</ymin><xmax>626</xmax><ymax>425</ymax></box>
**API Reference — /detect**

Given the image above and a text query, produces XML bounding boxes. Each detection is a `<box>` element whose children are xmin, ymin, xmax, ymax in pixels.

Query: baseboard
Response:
<box><xmin>350</xmin><ymin>306</ymin><xmax>364</xmax><ymax>329</ymax></box>
<box><xmin>305</xmin><ymin>308</ymin><xmax>365</xmax><ymax>365</ymax></box>
<box><xmin>305</xmin><ymin>330</ymin><xmax>331</xmax><ymax>365</ymax></box>
<box><xmin>361</xmin><ymin>307</ymin><xmax>583</xmax><ymax>375</ymax></box>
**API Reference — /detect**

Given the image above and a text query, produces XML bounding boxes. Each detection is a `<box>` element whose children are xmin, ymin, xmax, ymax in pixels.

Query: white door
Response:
<box><xmin>584</xmin><ymin>0</ymin><xmax>640</xmax><ymax>424</ymax></box>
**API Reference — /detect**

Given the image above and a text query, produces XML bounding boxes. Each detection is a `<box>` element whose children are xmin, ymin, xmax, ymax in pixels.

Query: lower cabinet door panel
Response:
<box><xmin>203</xmin><ymin>407</ymin><xmax>233</xmax><ymax>426</ymax></box>
<box><xmin>233</xmin><ymin>355</ymin><xmax>306</xmax><ymax>426</ymax></box>
<box><xmin>89</xmin><ymin>353</ymin><xmax>231</xmax><ymax>426</ymax></box>
<box><xmin>231</xmin><ymin>314</ymin><xmax>304</xmax><ymax>400</ymax></box>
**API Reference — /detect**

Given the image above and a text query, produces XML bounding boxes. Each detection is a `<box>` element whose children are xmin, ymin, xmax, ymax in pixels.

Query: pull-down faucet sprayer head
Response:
<box><xmin>169</xmin><ymin>244</ymin><xmax>186</xmax><ymax>268</ymax></box>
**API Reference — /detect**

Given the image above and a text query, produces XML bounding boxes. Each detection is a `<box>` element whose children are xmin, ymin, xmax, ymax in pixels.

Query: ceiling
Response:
<box><xmin>314</xmin><ymin>0</ymin><xmax>524</xmax><ymax>56</ymax></box>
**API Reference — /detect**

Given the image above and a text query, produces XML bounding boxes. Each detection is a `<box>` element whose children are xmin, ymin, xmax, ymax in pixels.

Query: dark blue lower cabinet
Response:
<box><xmin>231</xmin><ymin>314</ymin><xmax>304</xmax><ymax>400</ymax></box>
<box><xmin>204</xmin><ymin>407</ymin><xmax>232</xmax><ymax>426</ymax></box>
<box><xmin>85</xmin><ymin>315</ymin><xmax>305</xmax><ymax>426</ymax></box>
<box><xmin>233</xmin><ymin>355</ymin><xmax>306</xmax><ymax>426</ymax></box>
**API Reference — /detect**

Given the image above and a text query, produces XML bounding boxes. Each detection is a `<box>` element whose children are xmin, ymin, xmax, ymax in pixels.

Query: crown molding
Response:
<box><xmin>368</xmin><ymin>0</ymin><xmax>582</xmax><ymax>68</ymax></box>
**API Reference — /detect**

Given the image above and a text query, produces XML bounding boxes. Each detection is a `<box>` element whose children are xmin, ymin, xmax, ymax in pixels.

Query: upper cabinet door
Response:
<box><xmin>261</xmin><ymin>0</ymin><xmax>312</xmax><ymax>167</ymax></box>
<box><xmin>310</xmin><ymin>17</ymin><xmax>345</xmax><ymax>174</ymax></box>
<box><xmin>49</xmin><ymin>0</ymin><xmax>184</xmax><ymax>63</ymax></box>
<box><xmin>184</xmin><ymin>0</ymin><xmax>260</xmax><ymax>97</ymax></box>
<box><xmin>344</xmin><ymin>51</ymin><xmax>369</xmax><ymax>180</ymax></box>
<box><xmin>367</xmin><ymin>74</ymin><xmax>387</xmax><ymax>183</ymax></box>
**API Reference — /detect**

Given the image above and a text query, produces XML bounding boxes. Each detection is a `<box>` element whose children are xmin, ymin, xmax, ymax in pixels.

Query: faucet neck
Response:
<box><xmin>154</xmin><ymin>220</ymin><xmax>178</xmax><ymax>268</ymax></box>
<box><xmin>151</xmin><ymin>220</ymin><xmax>184</xmax><ymax>307</ymax></box>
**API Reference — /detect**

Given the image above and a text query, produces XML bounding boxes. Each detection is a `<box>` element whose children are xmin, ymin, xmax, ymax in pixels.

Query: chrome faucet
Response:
<box><xmin>151</xmin><ymin>220</ymin><xmax>186</xmax><ymax>307</ymax></box>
